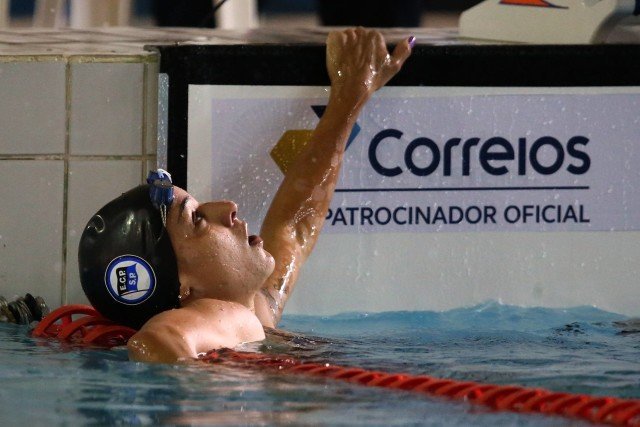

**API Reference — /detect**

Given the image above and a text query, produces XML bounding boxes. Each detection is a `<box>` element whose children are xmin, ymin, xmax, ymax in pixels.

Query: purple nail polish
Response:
<box><xmin>408</xmin><ymin>36</ymin><xmax>416</xmax><ymax>48</ymax></box>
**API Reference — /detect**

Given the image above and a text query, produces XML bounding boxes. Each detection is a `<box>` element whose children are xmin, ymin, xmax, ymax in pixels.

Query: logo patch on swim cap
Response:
<box><xmin>105</xmin><ymin>255</ymin><xmax>156</xmax><ymax>305</ymax></box>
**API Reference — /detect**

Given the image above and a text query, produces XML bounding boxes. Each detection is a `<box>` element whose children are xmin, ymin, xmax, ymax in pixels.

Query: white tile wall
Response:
<box><xmin>146</xmin><ymin>159</ymin><xmax>156</xmax><ymax>179</ymax></box>
<box><xmin>65</xmin><ymin>160</ymin><xmax>143</xmax><ymax>305</ymax></box>
<box><xmin>0</xmin><ymin>161</ymin><xmax>64</xmax><ymax>306</ymax></box>
<box><xmin>69</xmin><ymin>60</ymin><xmax>144</xmax><ymax>155</ymax></box>
<box><xmin>1</xmin><ymin>48</ymin><xmax>156</xmax><ymax>312</ymax></box>
<box><xmin>0</xmin><ymin>60</ymin><xmax>66</xmax><ymax>154</ymax></box>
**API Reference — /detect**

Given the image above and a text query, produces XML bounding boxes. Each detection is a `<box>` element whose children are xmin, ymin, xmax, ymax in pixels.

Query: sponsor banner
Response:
<box><xmin>188</xmin><ymin>86</ymin><xmax>640</xmax><ymax>233</ymax></box>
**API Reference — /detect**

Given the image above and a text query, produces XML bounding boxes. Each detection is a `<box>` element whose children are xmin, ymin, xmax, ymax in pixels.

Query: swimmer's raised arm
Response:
<box><xmin>255</xmin><ymin>28</ymin><xmax>413</xmax><ymax>327</ymax></box>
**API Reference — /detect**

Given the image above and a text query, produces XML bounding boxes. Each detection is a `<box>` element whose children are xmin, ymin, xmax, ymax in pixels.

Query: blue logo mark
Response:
<box><xmin>105</xmin><ymin>255</ymin><xmax>156</xmax><ymax>305</ymax></box>
<box><xmin>312</xmin><ymin>105</ymin><xmax>361</xmax><ymax>150</ymax></box>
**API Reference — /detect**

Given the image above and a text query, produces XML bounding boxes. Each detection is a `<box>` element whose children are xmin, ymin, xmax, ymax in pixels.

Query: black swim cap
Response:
<box><xmin>78</xmin><ymin>174</ymin><xmax>179</xmax><ymax>329</ymax></box>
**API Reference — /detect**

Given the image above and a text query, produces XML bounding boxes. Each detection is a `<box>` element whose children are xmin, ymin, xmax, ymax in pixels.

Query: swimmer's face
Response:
<box><xmin>166</xmin><ymin>187</ymin><xmax>275</xmax><ymax>304</ymax></box>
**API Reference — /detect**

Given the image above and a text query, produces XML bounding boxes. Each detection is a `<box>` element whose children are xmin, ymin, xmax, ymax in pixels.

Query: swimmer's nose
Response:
<box><xmin>226</xmin><ymin>202</ymin><xmax>238</xmax><ymax>227</ymax></box>
<box><xmin>199</xmin><ymin>200</ymin><xmax>237</xmax><ymax>227</ymax></box>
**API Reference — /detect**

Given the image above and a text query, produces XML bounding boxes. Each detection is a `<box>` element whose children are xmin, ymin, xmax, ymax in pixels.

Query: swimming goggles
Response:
<box><xmin>147</xmin><ymin>169</ymin><xmax>174</xmax><ymax>226</ymax></box>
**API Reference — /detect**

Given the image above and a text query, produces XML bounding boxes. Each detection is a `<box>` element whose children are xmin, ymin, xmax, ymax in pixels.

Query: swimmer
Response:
<box><xmin>78</xmin><ymin>28</ymin><xmax>413</xmax><ymax>363</ymax></box>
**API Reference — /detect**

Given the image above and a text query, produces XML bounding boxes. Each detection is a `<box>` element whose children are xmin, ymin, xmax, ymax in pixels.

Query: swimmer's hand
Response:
<box><xmin>326</xmin><ymin>28</ymin><xmax>413</xmax><ymax>108</ymax></box>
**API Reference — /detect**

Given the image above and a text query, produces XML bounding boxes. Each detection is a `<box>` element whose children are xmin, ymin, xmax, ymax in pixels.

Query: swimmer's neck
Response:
<box><xmin>179</xmin><ymin>292</ymin><xmax>257</xmax><ymax>314</ymax></box>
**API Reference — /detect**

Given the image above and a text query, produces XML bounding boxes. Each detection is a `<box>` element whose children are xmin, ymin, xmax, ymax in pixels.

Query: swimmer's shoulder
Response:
<box><xmin>133</xmin><ymin>299</ymin><xmax>265</xmax><ymax>361</ymax></box>
<box><xmin>179</xmin><ymin>299</ymin><xmax>265</xmax><ymax>343</ymax></box>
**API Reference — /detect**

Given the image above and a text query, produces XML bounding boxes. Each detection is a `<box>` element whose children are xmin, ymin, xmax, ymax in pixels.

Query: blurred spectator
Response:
<box><xmin>317</xmin><ymin>0</ymin><xmax>423</xmax><ymax>27</ymax></box>
<box><xmin>153</xmin><ymin>0</ymin><xmax>216</xmax><ymax>27</ymax></box>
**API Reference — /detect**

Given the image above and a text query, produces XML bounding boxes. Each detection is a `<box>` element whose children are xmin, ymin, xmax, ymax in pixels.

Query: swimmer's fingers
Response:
<box><xmin>377</xmin><ymin>37</ymin><xmax>413</xmax><ymax>89</ymax></box>
<box><xmin>370</xmin><ymin>31</ymin><xmax>390</xmax><ymax>70</ymax></box>
<box><xmin>360</xmin><ymin>30</ymin><xmax>412</xmax><ymax>90</ymax></box>
<box><xmin>326</xmin><ymin>29</ymin><xmax>412</xmax><ymax>98</ymax></box>
<box><xmin>326</xmin><ymin>30</ymin><xmax>347</xmax><ymax>83</ymax></box>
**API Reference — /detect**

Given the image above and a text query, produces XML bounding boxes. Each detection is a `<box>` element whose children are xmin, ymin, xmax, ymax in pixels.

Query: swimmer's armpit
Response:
<box><xmin>261</xmin><ymin>287</ymin><xmax>280</xmax><ymax>311</ymax></box>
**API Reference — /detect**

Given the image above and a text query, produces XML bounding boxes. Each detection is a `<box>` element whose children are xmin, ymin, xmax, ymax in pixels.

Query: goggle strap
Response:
<box><xmin>147</xmin><ymin>169</ymin><xmax>174</xmax><ymax>225</ymax></box>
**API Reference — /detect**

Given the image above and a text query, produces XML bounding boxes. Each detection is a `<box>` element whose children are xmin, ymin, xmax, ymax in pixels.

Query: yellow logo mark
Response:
<box><xmin>270</xmin><ymin>130</ymin><xmax>314</xmax><ymax>175</ymax></box>
<box><xmin>270</xmin><ymin>105</ymin><xmax>360</xmax><ymax>174</ymax></box>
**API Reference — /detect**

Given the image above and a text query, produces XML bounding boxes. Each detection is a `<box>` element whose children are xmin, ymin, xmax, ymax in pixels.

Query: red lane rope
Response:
<box><xmin>201</xmin><ymin>349</ymin><xmax>640</xmax><ymax>426</ymax></box>
<box><xmin>31</xmin><ymin>304</ymin><xmax>135</xmax><ymax>346</ymax></box>
<box><xmin>32</xmin><ymin>304</ymin><xmax>100</xmax><ymax>338</ymax></box>
<box><xmin>33</xmin><ymin>305</ymin><xmax>640</xmax><ymax>426</ymax></box>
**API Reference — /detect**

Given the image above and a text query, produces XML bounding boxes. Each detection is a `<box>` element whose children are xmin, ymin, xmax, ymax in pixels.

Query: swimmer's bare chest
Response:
<box><xmin>168</xmin><ymin>299</ymin><xmax>266</xmax><ymax>353</ymax></box>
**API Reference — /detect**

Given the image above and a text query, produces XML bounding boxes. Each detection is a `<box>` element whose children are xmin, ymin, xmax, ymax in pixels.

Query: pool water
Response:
<box><xmin>1</xmin><ymin>301</ymin><xmax>638</xmax><ymax>426</ymax></box>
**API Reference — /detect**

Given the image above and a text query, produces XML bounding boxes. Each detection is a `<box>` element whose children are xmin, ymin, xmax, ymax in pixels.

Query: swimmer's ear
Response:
<box><xmin>178</xmin><ymin>286</ymin><xmax>192</xmax><ymax>303</ymax></box>
<box><xmin>176</xmin><ymin>270</ymin><xmax>197</xmax><ymax>300</ymax></box>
